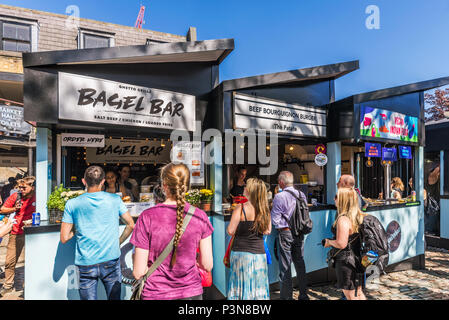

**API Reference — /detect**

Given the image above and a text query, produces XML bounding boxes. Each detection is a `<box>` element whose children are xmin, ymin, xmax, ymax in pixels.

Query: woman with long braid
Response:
<box><xmin>131</xmin><ymin>163</ymin><xmax>214</xmax><ymax>300</ymax></box>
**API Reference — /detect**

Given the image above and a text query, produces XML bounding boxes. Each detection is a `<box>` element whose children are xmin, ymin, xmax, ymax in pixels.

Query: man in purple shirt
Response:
<box><xmin>271</xmin><ymin>171</ymin><xmax>309</xmax><ymax>300</ymax></box>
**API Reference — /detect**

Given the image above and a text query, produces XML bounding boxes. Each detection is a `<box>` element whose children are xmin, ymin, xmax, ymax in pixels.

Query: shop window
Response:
<box><xmin>0</xmin><ymin>21</ymin><xmax>32</xmax><ymax>52</ymax></box>
<box><xmin>356</xmin><ymin>147</ymin><xmax>415</xmax><ymax>200</ymax></box>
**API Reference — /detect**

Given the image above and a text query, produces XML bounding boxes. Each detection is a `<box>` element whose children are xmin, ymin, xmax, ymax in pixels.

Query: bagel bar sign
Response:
<box><xmin>58</xmin><ymin>72</ymin><xmax>196</xmax><ymax>132</ymax></box>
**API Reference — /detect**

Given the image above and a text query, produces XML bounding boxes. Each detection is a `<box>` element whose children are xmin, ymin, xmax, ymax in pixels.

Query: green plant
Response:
<box><xmin>47</xmin><ymin>184</ymin><xmax>85</xmax><ymax>211</ymax></box>
<box><xmin>185</xmin><ymin>189</ymin><xmax>201</xmax><ymax>206</ymax></box>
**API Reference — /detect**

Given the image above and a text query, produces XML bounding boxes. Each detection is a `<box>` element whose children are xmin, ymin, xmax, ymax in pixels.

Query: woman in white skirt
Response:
<box><xmin>227</xmin><ymin>178</ymin><xmax>272</xmax><ymax>300</ymax></box>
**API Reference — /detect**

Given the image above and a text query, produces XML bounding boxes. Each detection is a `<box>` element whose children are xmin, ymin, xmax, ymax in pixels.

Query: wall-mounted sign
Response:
<box><xmin>382</xmin><ymin>147</ymin><xmax>397</xmax><ymax>162</ymax></box>
<box><xmin>360</xmin><ymin>107</ymin><xmax>418</xmax><ymax>143</ymax></box>
<box><xmin>0</xmin><ymin>105</ymin><xmax>32</xmax><ymax>136</ymax></box>
<box><xmin>58</xmin><ymin>72</ymin><xmax>196</xmax><ymax>132</ymax></box>
<box><xmin>233</xmin><ymin>93</ymin><xmax>326</xmax><ymax>137</ymax></box>
<box><xmin>86</xmin><ymin>138</ymin><xmax>170</xmax><ymax>164</ymax></box>
<box><xmin>61</xmin><ymin>133</ymin><xmax>105</xmax><ymax>147</ymax></box>
<box><xmin>314</xmin><ymin>153</ymin><xmax>328</xmax><ymax>166</ymax></box>
<box><xmin>315</xmin><ymin>144</ymin><xmax>327</xmax><ymax>155</ymax></box>
<box><xmin>0</xmin><ymin>156</ymin><xmax>28</xmax><ymax>167</ymax></box>
<box><xmin>398</xmin><ymin>146</ymin><xmax>412</xmax><ymax>159</ymax></box>
<box><xmin>365</xmin><ymin>142</ymin><xmax>381</xmax><ymax>158</ymax></box>
<box><xmin>172</xmin><ymin>141</ymin><xmax>205</xmax><ymax>185</ymax></box>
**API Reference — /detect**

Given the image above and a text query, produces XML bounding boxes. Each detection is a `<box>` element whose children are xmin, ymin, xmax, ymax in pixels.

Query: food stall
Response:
<box><xmin>206</xmin><ymin>60</ymin><xmax>360</xmax><ymax>298</ymax></box>
<box><xmin>327</xmin><ymin>78</ymin><xmax>449</xmax><ymax>273</ymax></box>
<box><xmin>22</xmin><ymin>39</ymin><xmax>234</xmax><ymax>300</ymax></box>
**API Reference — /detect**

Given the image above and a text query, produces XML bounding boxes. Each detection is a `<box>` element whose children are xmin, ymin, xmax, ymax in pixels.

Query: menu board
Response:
<box><xmin>172</xmin><ymin>141</ymin><xmax>205</xmax><ymax>185</ymax></box>
<box><xmin>398</xmin><ymin>146</ymin><xmax>412</xmax><ymax>159</ymax></box>
<box><xmin>382</xmin><ymin>147</ymin><xmax>397</xmax><ymax>162</ymax></box>
<box><xmin>365</xmin><ymin>142</ymin><xmax>381</xmax><ymax>157</ymax></box>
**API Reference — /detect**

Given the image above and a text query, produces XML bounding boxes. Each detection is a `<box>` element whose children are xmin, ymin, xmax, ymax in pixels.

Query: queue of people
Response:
<box><xmin>0</xmin><ymin>162</ymin><xmax>410</xmax><ymax>301</ymax></box>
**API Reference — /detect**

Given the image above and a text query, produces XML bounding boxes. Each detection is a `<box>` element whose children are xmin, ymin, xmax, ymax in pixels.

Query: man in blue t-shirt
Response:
<box><xmin>60</xmin><ymin>166</ymin><xmax>135</xmax><ymax>300</ymax></box>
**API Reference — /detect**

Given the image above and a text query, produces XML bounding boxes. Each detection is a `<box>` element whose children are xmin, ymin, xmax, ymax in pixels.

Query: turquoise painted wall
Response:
<box><xmin>24</xmin><ymin>225</ymin><xmax>134</xmax><ymax>300</ymax></box>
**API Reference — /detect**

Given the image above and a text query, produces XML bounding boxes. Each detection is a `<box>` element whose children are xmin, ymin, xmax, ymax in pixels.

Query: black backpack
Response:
<box><xmin>283</xmin><ymin>190</ymin><xmax>313</xmax><ymax>236</ymax></box>
<box><xmin>358</xmin><ymin>214</ymin><xmax>390</xmax><ymax>274</ymax></box>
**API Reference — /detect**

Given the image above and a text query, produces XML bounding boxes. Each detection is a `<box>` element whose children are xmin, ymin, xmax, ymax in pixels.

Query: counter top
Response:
<box><xmin>363</xmin><ymin>201</ymin><xmax>421</xmax><ymax>212</ymax></box>
<box><xmin>24</xmin><ymin>216</ymin><xmax>142</xmax><ymax>235</ymax></box>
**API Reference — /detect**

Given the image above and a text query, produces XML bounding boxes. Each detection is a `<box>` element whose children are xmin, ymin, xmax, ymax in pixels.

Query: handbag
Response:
<box><xmin>196</xmin><ymin>247</ymin><xmax>212</xmax><ymax>287</ymax></box>
<box><xmin>264</xmin><ymin>236</ymin><xmax>272</xmax><ymax>265</ymax></box>
<box><xmin>427</xmin><ymin>195</ymin><xmax>439</xmax><ymax>216</ymax></box>
<box><xmin>223</xmin><ymin>235</ymin><xmax>235</xmax><ymax>268</ymax></box>
<box><xmin>130</xmin><ymin>205</ymin><xmax>196</xmax><ymax>300</ymax></box>
<box><xmin>199</xmin><ymin>267</ymin><xmax>212</xmax><ymax>287</ymax></box>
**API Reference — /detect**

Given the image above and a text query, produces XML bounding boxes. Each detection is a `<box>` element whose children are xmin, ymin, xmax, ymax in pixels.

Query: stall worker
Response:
<box><xmin>0</xmin><ymin>176</ymin><xmax>36</xmax><ymax>297</ymax></box>
<box><xmin>229</xmin><ymin>166</ymin><xmax>247</xmax><ymax>202</ymax></box>
<box><xmin>104</xmin><ymin>169</ymin><xmax>133</xmax><ymax>200</ymax></box>
<box><xmin>118</xmin><ymin>165</ymin><xmax>139</xmax><ymax>201</ymax></box>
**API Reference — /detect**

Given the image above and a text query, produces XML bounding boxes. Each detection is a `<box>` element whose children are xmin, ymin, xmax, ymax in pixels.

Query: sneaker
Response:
<box><xmin>0</xmin><ymin>287</ymin><xmax>14</xmax><ymax>297</ymax></box>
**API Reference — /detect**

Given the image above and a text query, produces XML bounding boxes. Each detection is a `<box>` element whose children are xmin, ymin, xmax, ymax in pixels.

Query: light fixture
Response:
<box><xmin>161</xmin><ymin>139</ymin><xmax>165</xmax><ymax>147</ymax></box>
<box><xmin>266</xmin><ymin>145</ymin><xmax>270</xmax><ymax>150</ymax></box>
<box><xmin>289</xmin><ymin>145</ymin><xmax>294</xmax><ymax>151</ymax></box>
<box><xmin>240</xmin><ymin>144</ymin><xmax>245</xmax><ymax>149</ymax></box>
<box><xmin>121</xmin><ymin>137</ymin><xmax>124</xmax><ymax>140</ymax></box>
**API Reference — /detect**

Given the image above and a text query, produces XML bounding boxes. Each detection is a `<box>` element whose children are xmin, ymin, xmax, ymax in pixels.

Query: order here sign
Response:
<box><xmin>61</xmin><ymin>133</ymin><xmax>105</xmax><ymax>147</ymax></box>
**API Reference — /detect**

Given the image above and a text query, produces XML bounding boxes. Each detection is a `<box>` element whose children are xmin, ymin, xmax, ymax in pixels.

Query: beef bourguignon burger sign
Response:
<box><xmin>58</xmin><ymin>72</ymin><xmax>196</xmax><ymax>132</ymax></box>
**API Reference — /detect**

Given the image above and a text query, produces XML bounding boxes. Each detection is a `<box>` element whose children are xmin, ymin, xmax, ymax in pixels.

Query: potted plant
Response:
<box><xmin>199</xmin><ymin>189</ymin><xmax>214</xmax><ymax>212</ymax></box>
<box><xmin>185</xmin><ymin>189</ymin><xmax>201</xmax><ymax>207</ymax></box>
<box><xmin>47</xmin><ymin>185</ymin><xmax>85</xmax><ymax>223</ymax></box>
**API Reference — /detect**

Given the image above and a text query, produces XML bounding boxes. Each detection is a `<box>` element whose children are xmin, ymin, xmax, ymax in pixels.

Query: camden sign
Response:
<box><xmin>58</xmin><ymin>72</ymin><xmax>196</xmax><ymax>132</ymax></box>
<box><xmin>233</xmin><ymin>93</ymin><xmax>326</xmax><ymax>137</ymax></box>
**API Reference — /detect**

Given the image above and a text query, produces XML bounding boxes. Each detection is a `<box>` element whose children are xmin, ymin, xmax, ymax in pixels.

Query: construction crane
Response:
<box><xmin>135</xmin><ymin>5</ymin><xmax>145</xmax><ymax>29</ymax></box>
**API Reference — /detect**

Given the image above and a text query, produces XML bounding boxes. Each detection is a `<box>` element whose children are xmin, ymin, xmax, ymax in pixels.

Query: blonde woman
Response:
<box><xmin>324</xmin><ymin>187</ymin><xmax>367</xmax><ymax>300</ymax></box>
<box><xmin>227</xmin><ymin>178</ymin><xmax>272</xmax><ymax>300</ymax></box>
<box><xmin>391</xmin><ymin>177</ymin><xmax>405</xmax><ymax>200</ymax></box>
<box><xmin>131</xmin><ymin>163</ymin><xmax>214</xmax><ymax>300</ymax></box>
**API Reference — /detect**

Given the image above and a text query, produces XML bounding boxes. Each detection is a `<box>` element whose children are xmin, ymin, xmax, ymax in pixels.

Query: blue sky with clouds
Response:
<box><xmin>4</xmin><ymin>0</ymin><xmax>449</xmax><ymax>100</ymax></box>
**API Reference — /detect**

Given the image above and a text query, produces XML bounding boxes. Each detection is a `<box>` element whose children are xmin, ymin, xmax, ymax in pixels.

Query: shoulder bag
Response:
<box><xmin>130</xmin><ymin>205</ymin><xmax>196</xmax><ymax>300</ymax></box>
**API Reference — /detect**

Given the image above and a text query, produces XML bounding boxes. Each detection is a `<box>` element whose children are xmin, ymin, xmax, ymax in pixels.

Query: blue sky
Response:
<box><xmin>4</xmin><ymin>0</ymin><xmax>449</xmax><ymax>100</ymax></box>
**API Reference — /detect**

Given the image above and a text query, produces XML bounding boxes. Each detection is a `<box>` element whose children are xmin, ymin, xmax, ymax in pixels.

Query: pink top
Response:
<box><xmin>130</xmin><ymin>203</ymin><xmax>213</xmax><ymax>300</ymax></box>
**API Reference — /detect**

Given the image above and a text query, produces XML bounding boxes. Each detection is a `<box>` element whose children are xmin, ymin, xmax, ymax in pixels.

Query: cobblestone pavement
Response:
<box><xmin>0</xmin><ymin>244</ymin><xmax>448</xmax><ymax>300</ymax></box>
<box><xmin>297</xmin><ymin>246</ymin><xmax>449</xmax><ymax>300</ymax></box>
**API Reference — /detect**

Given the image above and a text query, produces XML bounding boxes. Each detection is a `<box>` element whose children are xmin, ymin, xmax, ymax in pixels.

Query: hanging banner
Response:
<box><xmin>172</xmin><ymin>141</ymin><xmax>205</xmax><ymax>185</ymax></box>
<box><xmin>382</xmin><ymin>147</ymin><xmax>397</xmax><ymax>162</ymax></box>
<box><xmin>58</xmin><ymin>72</ymin><xmax>196</xmax><ymax>132</ymax></box>
<box><xmin>233</xmin><ymin>93</ymin><xmax>326</xmax><ymax>137</ymax></box>
<box><xmin>61</xmin><ymin>133</ymin><xmax>105</xmax><ymax>147</ymax></box>
<box><xmin>0</xmin><ymin>105</ymin><xmax>32</xmax><ymax>135</ymax></box>
<box><xmin>360</xmin><ymin>106</ymin><xmax>418</xmax><ymax>143</ymax></box>
<box><xmin>86</xmin><ymin>138</ymin><xmax>170</xmax><ymax>164</ymax></box>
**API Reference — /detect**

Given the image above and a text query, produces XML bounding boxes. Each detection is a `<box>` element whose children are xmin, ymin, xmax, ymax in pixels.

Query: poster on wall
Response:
<box><xmin>360</xmin><ymin>107</ymin><xmax>418</xmax><ymax>143</ymax></box>
<box><xmin>58</xmin><ymin>72</ymin><xmax>196</xmax><ymax>132</ymax></box>
<box><xmin>233</xmin><ymin>93</ymin><xmax>326</xmax><ymax>137</ymax></box>
<box><xmin>365</xmin><ymin>143</ymin><xmax>381</xmax><ymax>157</ymax></box>
<box><xmin>0</xmin><ymin>105</ymin><xmax>32</xmax><ymax>135</ymax></box>
<box><xmin>172</xmin><ymin>141</ymin><xmax>205</xmax><ymax>185</ymax></box>
<box><xmin>86</xmin><ymin>138</ymin><xmax>170</xmax><ymax>164</ymax></box>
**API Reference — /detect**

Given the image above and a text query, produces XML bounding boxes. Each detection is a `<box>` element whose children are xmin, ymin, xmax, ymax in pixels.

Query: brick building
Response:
<box><xmin>0</xmin><ymin>4</ymin><xmax>195</xmax><ymax>188</ymax></box>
